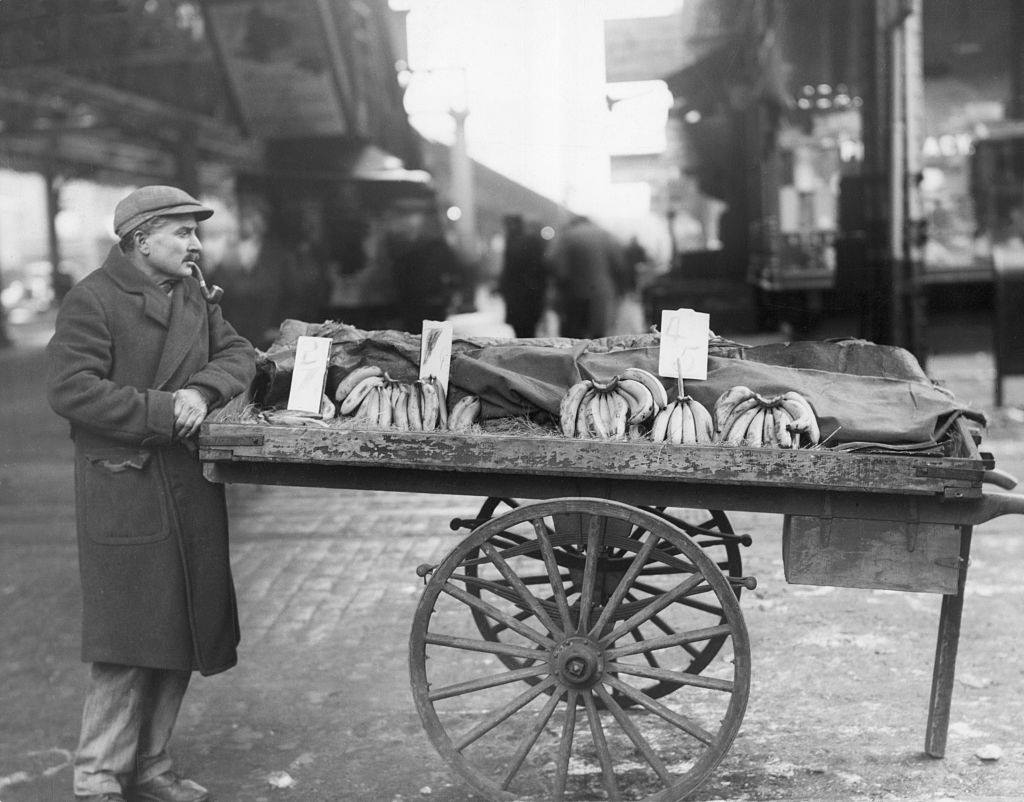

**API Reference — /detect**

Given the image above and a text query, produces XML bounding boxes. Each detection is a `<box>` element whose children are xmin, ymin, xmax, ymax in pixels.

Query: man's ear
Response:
<box><xmin>134</xmin><ymin>231</ymin><xmax>149</xmax><ymax>254</ymax></box>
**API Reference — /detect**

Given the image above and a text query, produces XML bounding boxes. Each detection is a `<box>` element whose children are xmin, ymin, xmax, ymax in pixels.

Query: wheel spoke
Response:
<box><xmin>633</xmin><ymin>565</ymin><xmax>686</xmax><ymax>577</ymax></box>
<box><xmin>654</xmin><ymin>509</ymin><xmax>723</xmax><ymax>538</ymax></box>
<box><xmin>605</xmin><ymin>660</ymin><xmax>734</xmax><ymax>692</ymax></box>
<box><xmin>607</xmin><ymin>522</ymin><xmax>651</xmax><ymax>559</ymax></box>
<box><xmin>554</xmin><ymin>689</ymin><xmax>579</xmax><ymax>802</ymax></box>
<box><xmin>485</xmin><ymin>604</ymin><xmax>543</xmax><ymax>639</ymax></box>
<box><xmin>576</xmin><ymin>514</ymin><xmax>604</xmax><ymax>633</ymax></box>
<box><xmin>521</xmin><ymin>573</ymin><xmax>571</xmax><ymax>585</ymax></box>
<box><xmin>621</xmin><ymin>591</ymin><xmax>704</xmax><ymax>660</ymax></box>
<box><xmin>583</xmin><ymin>690</ymin><xmax>622</xmax><ymax>800</ymax></box>
<box><xmin>428</xmin><ymin>664</ymin><xmax>550</xmax><ymax>702</ymax></box>
<box><xmin>501</xmin><ymin>686</ymin><xmax>567</xmax><ymax>790</ymax></box>
<box><xmin>441</xmin><ymin>581</ymin><xmax>555</xmax><ymax>648</ymax></box>
<box><xmin>424</xmin><ymin>632</ymin><xmax>547</xmax><ymax>661</ymax></box>
<box><xmin>631</xmin><ymin>627</ymin><xmax>662</xmax><ymax>669</ymax></box>
<box><xmin>677</xmin><ymin>596</ymin><xmax>725</xmax><ymax>617</ymax></box>
<box><xmin>630</xmin><ymin>565</ymin><xmax>688</xmax><ymax>577</ymax></box>
<box><xmin>600</xmin><ymin>572</ymin><xmax>704</xmax><ymax>646</ymax></box>
<box><xmin>466</xmin><ymin>572</ymin><xmax>570</xmax><ymax>590</ymax></box>
<box><xmin>606</xmin><ymin>623</ymin><xmax>733</xmax><ymax>659</ymax></box>
<box><xmin>463</xmin><ymin>538</ymin><xmax>545</xmax><ymax>564</ymax></box>
<box><xmin>593</xmin><ymin>683</ymin><xmax>673</xmax><ymax>786</ymax></box>
<box><xmin>648</xmin><ymin>609</ymin><xmax>702</xmax><ymax>659</ymax></box>
<box><xmin>456</xmin><ymin>572</ymin><xmax>533</xmax><ymax>606</ymax></box>
<box><xmin>534</xmin><ymin>518</ymin><xmax>575</xmax><ymax>632</ymax></box>
<box><xmin>453</xmin><ymin>677</ymin><xmax>559</xmax><ymax>750</ymax></box>
<box><xmin>630</xmin><ymin>580</ymin><xmax>669</xmax><ymax>597</ymax></box>
<box><xmin>481</xmin><ymin>541</ymin><xmax>564</xmax><ymax>637</ymax></box>
<box><xmin>632</xmin><ymin>578</ymin><xmax>723</xmax><ymax>613</ymax></box>
<box><xmin>460</xmin><ymin>530</ymin><xmax>533</xmax><ymax>565</ymax></box>
<box><xmin>588</xmin><ymin>529</ymin><xmax>661</xmax><ymax>638</ymax></box>
<box><xmin>603</xmin><ymin>674</ymin><xmax>716</xmax><ymax>745</ymax></box>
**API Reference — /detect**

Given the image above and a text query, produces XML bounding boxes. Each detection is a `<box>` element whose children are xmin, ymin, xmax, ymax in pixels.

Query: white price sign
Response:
<box><xmin>286</xmin><ymin>335</ymin><xmax>333</xmax><ymax>414</ymax></box>
<box><xmin>658</xmin><ymin>309</ymin><xmax>710</xmax><ymax>380</ymax></box>
<box><xmin>419</xmin><ymin>320</ymin><xmax>453</xmax><ymax>392</ymax></box>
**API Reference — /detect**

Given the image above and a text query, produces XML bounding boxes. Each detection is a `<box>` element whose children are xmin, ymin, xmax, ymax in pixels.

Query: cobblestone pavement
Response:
<box><xmin>2</xmin><ymin>312</ymin><xmax>1024</xmax><ymax>802</ymax></box>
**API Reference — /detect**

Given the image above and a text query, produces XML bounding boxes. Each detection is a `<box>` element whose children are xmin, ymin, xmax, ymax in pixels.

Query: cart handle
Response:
<box><xmin>983</xmin><ymin>468</ymin><xmax>1019</xmax><ymax>490</ymax></box>
<box><xmin>977</xmin><ymin>490</ymin><xmax>1024</xmax><ymax>521</ymax></box>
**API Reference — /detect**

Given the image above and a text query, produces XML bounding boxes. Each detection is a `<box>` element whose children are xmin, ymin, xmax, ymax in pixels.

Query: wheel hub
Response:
<box><xmin>551</xmin><ymin>636</ymin><xmax>604</xmax><ymax>688</ymax></box>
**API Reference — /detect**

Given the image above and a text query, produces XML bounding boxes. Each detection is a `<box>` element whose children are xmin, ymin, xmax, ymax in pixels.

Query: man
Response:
<box><xmin>387</xmin><ymin>204</ymin><xmax>462</xmax><ymax>332</ymax></box>
<box><xmin>47</xmin><ymin>186</ymin><xmax>257</xmax><ymax>802</ymax></box>
<box><xmin>546</xmin><ymin>215</ymin><xmax>625</xmax><ymax>339</ymax></box>
<box><xmin>498</xmin><ymin>214</ymin><xmax>550</xmax><ymax>338</ymax></box>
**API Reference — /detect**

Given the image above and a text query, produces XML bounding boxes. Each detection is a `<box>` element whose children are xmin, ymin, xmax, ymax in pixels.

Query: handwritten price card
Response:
<box><xmin>658</xmin><ymin>309</ymin><xmax>710</xmax><ymax>380</ymax></box>
<box><xmin>419</xmin><ymin>320</ymin><xmax>454</xmax><ymax>392</ymax></box>
<box><xmin>286</xmin><ymin>335</ymin><xmax>332</xmax><ymax>414</ymax></box>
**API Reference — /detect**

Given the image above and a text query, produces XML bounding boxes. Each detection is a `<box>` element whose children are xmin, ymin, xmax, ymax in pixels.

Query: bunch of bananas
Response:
<box><xmin>261</xmin><ymin>409</ymin><xmax>331</xmax><ymax>427</ymax></box>
<box><xmin>335</xmin><ymin>366</ymin><xmax>448</xmax><ymax>431</ymax></box>
<box><xmin>649</xmin><ymin>396</ymin><xmax>715</xmax><ymax>445</ymax></box>
<box><xmin>713</xmin><ymin>385</ymin><xmax>820</xmax><ymax>448</ymax></box>
<box><xmin>559</xmin><ymin>368</ymin><xmax>668</xmax><ymax>439</ymax></box>
<box><xmin>333</xmin><ymin>365</ymin><xmax>482</xmax><ymax>432</ymax></box>
<box><xmin>261</xmin><ymin>393</ymin><xmax>337</xmax><ymax>426</ymax></box>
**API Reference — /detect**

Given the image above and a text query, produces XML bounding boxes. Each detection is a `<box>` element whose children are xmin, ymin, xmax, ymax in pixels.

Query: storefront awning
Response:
<box><xmin>0</xmin><ymin>0</ymin><xmax>420</xmax><ymax>184</ymax></box>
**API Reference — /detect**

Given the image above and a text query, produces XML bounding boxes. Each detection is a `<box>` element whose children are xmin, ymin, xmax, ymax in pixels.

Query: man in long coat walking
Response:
<box><xmin>546</xmin><ymin>215</ymin><xmax>625</xmax><ymax>339</ymax></box>
<box><xmin>47</xmin><ymin>186</ymin><xmax>256</xmax><ymax>802</ymax></box>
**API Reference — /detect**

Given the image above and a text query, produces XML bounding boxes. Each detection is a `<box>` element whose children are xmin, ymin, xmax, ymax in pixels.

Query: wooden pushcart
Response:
<box><xmin>200</xmin><ymin>399</ymin><xmax>1024</xmax><ymax>802</ymax></box>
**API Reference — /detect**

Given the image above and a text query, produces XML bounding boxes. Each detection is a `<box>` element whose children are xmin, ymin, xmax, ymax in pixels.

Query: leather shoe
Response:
<box><xmin>75</xmin><ymin>794</ymin><xmax>127</xmax><ymax>802</ymax></box>
<box><xmin>133</xmin><ymin>772</ymin><xmax>209</xmax><ymax>802</ymax></box>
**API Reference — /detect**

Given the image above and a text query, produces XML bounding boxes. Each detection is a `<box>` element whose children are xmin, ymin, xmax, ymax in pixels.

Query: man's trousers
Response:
<box><xmin>73</xmin><ymin>662</ymin><xmax>190</xmax><ymax>796</ymax></box>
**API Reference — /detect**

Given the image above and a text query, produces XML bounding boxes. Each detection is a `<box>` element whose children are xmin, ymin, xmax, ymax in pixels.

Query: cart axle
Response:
<box><xmin>416</xmin><ymin>563</ymin><xmax>436</xmax><ymax>579</ymax></box>
<box><xmin>729</xmin><ymin>575</ymin><xmax>758</xmax><ymax>590</ymax></box>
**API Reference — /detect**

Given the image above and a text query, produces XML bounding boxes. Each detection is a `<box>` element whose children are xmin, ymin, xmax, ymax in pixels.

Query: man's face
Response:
<box><xmin>137</xmin><ymin>214</ymin><xmax>202</xmax><ymax>280</ymax></box>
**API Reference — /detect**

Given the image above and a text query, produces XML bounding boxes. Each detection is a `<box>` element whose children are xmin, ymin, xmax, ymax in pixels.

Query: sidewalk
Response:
<box><xmin>2</xmin><ymin>308</ymin><xmax>1023</xmax><ymax>801</ymax></box>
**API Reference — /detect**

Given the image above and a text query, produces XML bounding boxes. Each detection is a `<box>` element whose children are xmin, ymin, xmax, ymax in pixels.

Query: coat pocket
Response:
<box><xmin>79</xmin><ymin>449</ymin><xmax>171</xmax><ymax>544</ymax></box>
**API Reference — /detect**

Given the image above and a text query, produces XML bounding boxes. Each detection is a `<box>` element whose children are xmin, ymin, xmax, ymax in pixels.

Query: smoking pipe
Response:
<box><xmin>187</xmin><ymin>262</ymin><xmax>223</xmax><ymax>303</ymax></box>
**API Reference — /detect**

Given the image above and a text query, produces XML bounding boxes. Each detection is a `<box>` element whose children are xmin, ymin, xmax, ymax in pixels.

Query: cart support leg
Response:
<box><xmin>924</xmin><ymin>525</ymin><xmax>973</xmax><ymax>758</ymax></box>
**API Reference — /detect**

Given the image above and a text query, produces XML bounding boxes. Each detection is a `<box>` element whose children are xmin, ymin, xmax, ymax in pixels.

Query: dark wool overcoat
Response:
<box><xmin>46</xmin><ymin>245</ymin><xmax>256</xmax><ymax>676</ymax></box>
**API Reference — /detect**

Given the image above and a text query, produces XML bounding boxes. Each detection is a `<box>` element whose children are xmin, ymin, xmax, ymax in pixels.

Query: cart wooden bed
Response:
<box><xmin>200</xmin><ymin>394</ymin><xmax>1024</xmax><ymax>802</ymax></box>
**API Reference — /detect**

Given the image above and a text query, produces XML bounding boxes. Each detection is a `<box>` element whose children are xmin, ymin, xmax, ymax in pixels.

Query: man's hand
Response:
<box><xmin>172</xmin><ymin>388</ymin><xmax>209</xmax><ymax>439</ymax></box>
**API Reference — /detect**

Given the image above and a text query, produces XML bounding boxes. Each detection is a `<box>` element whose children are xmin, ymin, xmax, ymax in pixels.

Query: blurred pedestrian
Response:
<box><xmin>620</xmin><ymin>235</ymin><xmax>649</xmax><ymax>295</ymax></box>
<box><xmin>46</xmin><ymin>186</ymin><xmax>256</xmax><ymax>802</ymax></box>
<box><xmin>498</xmin><ymin>214</ymin><xmax>550</xmax><ymax>338</ymax></box>
<box><xmin>547</xmin><ymin>215</ymin><xmax>625</xmax><ymax>338</ymax></box>
<box><xmin>215</xmin><ymin>196</ymin><xmax>292</xmax><ymax>349</ymax></box>
<box><xmin>388</xmin><ymin>204</ymin><xmax>463</xmax><ymax>331</ymax></box>
<box><xmin>281</xmin><ymin>200</ymin><xmax>330</xmax><ymax>324</ymax></box>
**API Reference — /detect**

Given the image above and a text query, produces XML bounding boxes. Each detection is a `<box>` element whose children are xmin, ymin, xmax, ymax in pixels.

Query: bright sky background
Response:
<box><xmin>396</xmin><ymin>0</ymin><xmax>681</xmax><ymax>230</ymax></box>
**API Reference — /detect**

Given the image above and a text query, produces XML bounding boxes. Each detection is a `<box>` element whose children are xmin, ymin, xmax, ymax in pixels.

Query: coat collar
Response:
<box><xmin>102</xmin><ymin>244</ymin><xmax>174</xmax><ymax>327</ymax></box>
<box><xmin>101</xmin><ymin>245</ymin><xmax>206</xmax><ymax>390</ymax></box>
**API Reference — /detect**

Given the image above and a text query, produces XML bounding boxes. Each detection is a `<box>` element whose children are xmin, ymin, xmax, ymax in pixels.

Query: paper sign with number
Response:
<box><xmin>286</xmin><ymin>335</ymin><xmax>332</xmax><ymax>414</ymax></box>
<box><xmin>419</xmin><ymin>320</ymin><xmax>453</xmax><ymax>392</ymax></box>
<box><xmin>658</xmin><ymin>309</ymin><xmax>710</xmax><ymax>380</ymax></box>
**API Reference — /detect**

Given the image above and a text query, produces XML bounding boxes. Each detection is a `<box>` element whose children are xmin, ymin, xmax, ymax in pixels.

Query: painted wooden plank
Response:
<box><xmin>199</xmin><ymin>422</ymin><xmax>985</xmax><ymax>497</ymax></box>
<box><xmin>198</xmin><ymin>459</ymin><xmax>1012</xmax><ymax>527</ymax></box>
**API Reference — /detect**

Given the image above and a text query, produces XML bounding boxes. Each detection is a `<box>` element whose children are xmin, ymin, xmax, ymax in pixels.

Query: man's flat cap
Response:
<box><xmin>113</xmin><ymin>185</ymin><xmax>214</xmax><ymax>238</ymax></box>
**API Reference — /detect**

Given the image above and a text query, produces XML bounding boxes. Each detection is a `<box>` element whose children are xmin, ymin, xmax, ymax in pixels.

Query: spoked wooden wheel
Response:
<box><xmin>452</xmin><ymin>498</ymin><xmax>751</xmax><ymax>694</ymax></box>
<box><xmin>413</xmin><ymin>498</ymin><xmax>750</xmax><ymax>801</ymax></box>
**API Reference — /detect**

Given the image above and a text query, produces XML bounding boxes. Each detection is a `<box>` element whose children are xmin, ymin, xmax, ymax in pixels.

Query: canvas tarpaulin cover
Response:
<box><xmin>254</xmin><ymin>321</ymin><xmax>977</xmax><ymax>447</ymax></box>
